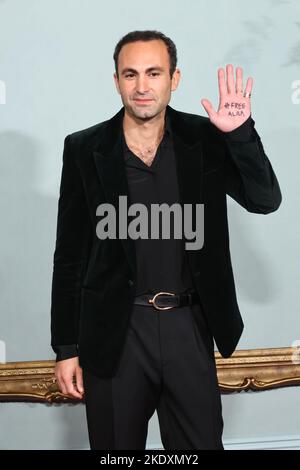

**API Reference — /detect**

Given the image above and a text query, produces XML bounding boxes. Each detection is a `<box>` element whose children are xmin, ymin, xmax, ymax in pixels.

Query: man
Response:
<box><xmin>50</xmin><ymin>30</ymin><xmax>282</xmax><ymax>450</ymax></box>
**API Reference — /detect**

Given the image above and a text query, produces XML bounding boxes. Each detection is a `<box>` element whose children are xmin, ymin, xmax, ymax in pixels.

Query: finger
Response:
<box><xmin>226</xmin><ymin>64</ymin><xmax>235</xmax><ymax>94</ymax></box>
<box><xmin>57</xmin><ymin>375</ymin><xmax>68</xmax><ymax>395</ymax></box>
<box><xmin>235</xmin><ymin>67</ymin><xmax>243</xmax><ymax>94</ymax></box>
<box><xmin>75</xmin><ymin>367</ymin><xmax>84</xmax><ymax>395</ymax></box>
<box><xmin>201</xmin><ymin>99</ymin><xmax>217</xmax><ymax>120</ymax></box>
<box><xmin>244</xmin><ymin>76</ymin><xmax>253</xmax><ymax>96</ymax></box>
<box><xmin>217</xmin><ymin>68</ymin><xmax>227</xmax><ymax>100</ymax></box>
<box><xmin>66</xmin><ymin>379</ymin><xmax>84</xmax><ymax>399</ymax></box>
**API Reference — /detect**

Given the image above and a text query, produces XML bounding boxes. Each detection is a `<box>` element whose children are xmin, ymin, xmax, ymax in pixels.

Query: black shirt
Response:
<box><xmin>121</xmin><ymin>111</ymin><xmax>195</xmax><ymax>296</ymax></box>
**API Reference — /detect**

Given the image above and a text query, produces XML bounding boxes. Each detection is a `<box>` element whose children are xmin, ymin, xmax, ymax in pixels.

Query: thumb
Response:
<box><xmin>201</xmin><ymin>99</ymin><xmax>216</xmax><ymax>119</ymax></box>
<box><xmin>75</xmin><ymin>367</ymin><xmax>84</xmax><ymax>394</ymax></box>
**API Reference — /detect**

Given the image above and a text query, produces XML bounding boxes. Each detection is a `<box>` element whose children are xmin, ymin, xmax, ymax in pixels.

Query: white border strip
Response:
<box><xmin>146</xmin><ymin>435</ymin><xmax>300</xmax><ymax>450</ymax></box>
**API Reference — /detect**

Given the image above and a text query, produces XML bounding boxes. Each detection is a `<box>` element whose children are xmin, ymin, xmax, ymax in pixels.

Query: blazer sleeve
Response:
<box><xmin>222</xmin><ymin>117</ymin><xmax>282</xmax><ymax>214</ymax></box>
<box><xmin>54</xmin><ymin>344</ymin><xmax>79</xmax><ymax>362</ymax></box>
<box><xmin>50</xmin><ymin>134</ymin><xmax>92</xmax><ymax>356</ymax></box>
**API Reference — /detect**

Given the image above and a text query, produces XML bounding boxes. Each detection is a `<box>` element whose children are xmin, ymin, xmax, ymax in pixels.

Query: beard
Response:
<box><xmin>122</xmin><ymin>96</ymin><xmax>166</xmax><ymax>121</ymax></box>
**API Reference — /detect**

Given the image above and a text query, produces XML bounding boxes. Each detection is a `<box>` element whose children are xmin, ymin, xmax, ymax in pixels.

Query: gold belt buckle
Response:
<box><xmin>148</xmin><ymin>291</ymin><xmax>176</xmax><ymax>310</ymax></box>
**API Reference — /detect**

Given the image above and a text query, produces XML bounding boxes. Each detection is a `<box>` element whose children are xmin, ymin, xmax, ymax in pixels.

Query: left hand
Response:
<box><xmin>201</xmin><ymin>64</ymin><xmax>253</xmax><ymax>132</ymax></box>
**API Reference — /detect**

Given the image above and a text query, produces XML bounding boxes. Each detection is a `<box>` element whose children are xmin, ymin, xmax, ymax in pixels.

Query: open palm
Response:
<box><xmin>201</xmin><ymin>64</ymin><xmax>253</xmax><ymax>132</ymax></box>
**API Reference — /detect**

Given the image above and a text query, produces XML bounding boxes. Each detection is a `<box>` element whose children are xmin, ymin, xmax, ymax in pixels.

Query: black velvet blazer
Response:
<box><xmin>50</xmin><ymin>105</ymin><xmax>282</xmax><ymax>378</ymax></box>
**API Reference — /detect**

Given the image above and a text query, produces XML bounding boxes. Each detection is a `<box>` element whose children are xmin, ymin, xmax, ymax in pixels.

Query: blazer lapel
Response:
<box><xmin>168</xmin><ymin>106</ymin><xmax>204</xmax><ymax>206</ymax></box>
<box><xmin>92</xmin><ymin>105</ymin><xmax>204</xmax><ymax>278</ymax></box>
<box><xmin>168</xmin><ymin>106</ymin><xmax>204</xmax><ymax>272</ymax></box>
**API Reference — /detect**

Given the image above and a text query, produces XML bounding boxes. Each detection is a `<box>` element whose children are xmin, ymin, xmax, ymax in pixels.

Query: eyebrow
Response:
<box><xmin>121</xmin><ymin>66</ymin><xmax>165</xmax><ymax>76</ymax></box>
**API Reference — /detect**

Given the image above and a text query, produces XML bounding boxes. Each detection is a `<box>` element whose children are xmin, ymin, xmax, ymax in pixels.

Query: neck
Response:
<box><xmin>123</xmin><ymin>108</ymin><xmax>166</xmax><ymax>147</ymax></box>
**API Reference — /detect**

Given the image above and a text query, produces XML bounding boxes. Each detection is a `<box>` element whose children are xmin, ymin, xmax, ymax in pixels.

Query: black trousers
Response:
<box><xmin>82</xmin><ymin>302</ymin><xmax>224</xmax><ymax>450</ymax></box>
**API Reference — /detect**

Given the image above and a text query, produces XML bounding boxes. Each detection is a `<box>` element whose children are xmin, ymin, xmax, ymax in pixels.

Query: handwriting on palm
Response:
<box><xmin>201</xmin><ymin>64</ymin><xmax>253</xmax><ymax>132</ymax></box>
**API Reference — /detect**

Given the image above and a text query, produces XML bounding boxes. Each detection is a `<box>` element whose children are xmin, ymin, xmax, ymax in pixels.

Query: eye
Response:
<box><xmin>125</xmin><ymin>73</ymin><xmax>135</xmax><ymax>78</ymax></box>
<box><xmin>149</xmin><ymin>72</ymin><xmax>160</xmax><ymax>77</ymax></box>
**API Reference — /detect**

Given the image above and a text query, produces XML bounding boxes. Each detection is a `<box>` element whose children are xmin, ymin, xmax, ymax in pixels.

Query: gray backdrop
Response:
<box><xmin>0</xmin><ymin>0</ymin><xmax>299</xmax><ymax>450</ymax></box>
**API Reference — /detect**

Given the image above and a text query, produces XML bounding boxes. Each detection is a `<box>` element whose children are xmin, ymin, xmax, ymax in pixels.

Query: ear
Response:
<box><xmin>171</xmin><ymin>68</ymin><xmax>181</xmax><ymax>92</ymax></box>
<box><xmin>113</xmin><ymin>72</ymin><xmax>121</xmax><ymax>95</ymax></box>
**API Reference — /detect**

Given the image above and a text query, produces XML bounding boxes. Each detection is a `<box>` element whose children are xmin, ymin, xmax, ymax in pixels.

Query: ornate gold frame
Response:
<box><xmin>1</xmin><ymin>347</ymin><xmax>300</xmax><ymax>403</ymax></box>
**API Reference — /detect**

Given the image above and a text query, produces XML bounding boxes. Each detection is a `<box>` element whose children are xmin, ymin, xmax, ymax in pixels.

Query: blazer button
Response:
<box><xmin>128</xmin><ymin>279</ymin><xmax>134</xmax><ymax>287</ymax></box>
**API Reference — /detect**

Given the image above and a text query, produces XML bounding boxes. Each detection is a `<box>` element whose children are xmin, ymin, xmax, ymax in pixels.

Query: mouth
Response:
<box><xmin>133</xmin><ymin>99</ymin><xmax>154</xmax><ymax>104</ymax></box>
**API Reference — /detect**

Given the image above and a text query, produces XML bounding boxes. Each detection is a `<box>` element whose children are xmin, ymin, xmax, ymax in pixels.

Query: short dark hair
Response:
<box><xmin>113</xmin><ymin>30</ymin><xmax>177</xmax><ymax>79</ymax></box>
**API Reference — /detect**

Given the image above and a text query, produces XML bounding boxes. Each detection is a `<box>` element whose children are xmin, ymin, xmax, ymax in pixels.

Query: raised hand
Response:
<box><xmin>201</xmin><ymin>64</ymin><xmax>253</xmax><ymax>132</ymax></box>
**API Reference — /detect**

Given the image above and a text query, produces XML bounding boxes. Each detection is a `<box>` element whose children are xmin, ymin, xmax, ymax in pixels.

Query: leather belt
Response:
<box><xmin>133</xmin><ymin>290</ymin><xmax>200</xmax><ymax>310</ymax></box>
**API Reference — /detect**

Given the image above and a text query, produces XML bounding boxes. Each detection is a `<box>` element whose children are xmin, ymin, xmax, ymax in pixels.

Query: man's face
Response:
<box><xmin>113</xmin><ymin>39</ymin><xmax>180</xmax><ymax>120</ymax></box>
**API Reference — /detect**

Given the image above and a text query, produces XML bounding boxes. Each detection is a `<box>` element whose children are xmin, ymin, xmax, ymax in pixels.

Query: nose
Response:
<box><xmin>135</xmin><ymin>74</ymin><xmax>149</xmax><ymax>94</ymax></box>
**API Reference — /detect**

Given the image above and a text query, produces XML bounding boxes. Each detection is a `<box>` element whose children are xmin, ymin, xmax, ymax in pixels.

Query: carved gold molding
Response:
<box><xmin>0</xmin><ymin>347</ymin><xmax>300</xmax><ymax>403</ymax></box>
<box><xmin>216</xmin><ymin>347</ymin><xmax>300</xmax><ymax>393</ymax></box>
